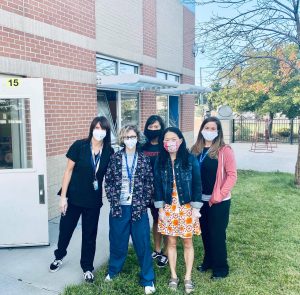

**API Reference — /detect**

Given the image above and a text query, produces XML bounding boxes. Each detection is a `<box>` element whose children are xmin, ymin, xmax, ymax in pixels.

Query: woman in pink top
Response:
<box><xmin>191</xmin><ymin>116</ymin><xmax>237</xmax><ymax>280</ymax></box>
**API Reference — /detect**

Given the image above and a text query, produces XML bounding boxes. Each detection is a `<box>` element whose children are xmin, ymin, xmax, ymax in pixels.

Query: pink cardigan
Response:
<box><xmin>209</xmin><ymin>145</ymin><xmax>237</xmax><ymax>206</ymax></box>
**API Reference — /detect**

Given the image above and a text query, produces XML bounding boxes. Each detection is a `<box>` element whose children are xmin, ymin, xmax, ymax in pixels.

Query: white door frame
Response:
<box><xmin>0</xmin><ymin>78</ymin><xmax>48</xmax><ymax>247</ymax></box>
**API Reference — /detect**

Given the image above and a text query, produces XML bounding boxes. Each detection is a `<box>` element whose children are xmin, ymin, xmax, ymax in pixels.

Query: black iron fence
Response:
<box><xmin>232</xmin><ymin>117</ymin><xmax>300</xmax><ymax>144</ymax></box>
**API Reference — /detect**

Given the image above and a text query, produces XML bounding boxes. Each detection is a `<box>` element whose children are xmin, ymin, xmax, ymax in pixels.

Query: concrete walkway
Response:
<box><xmin>0</xmin><ymin>143</ymin><xmax>297</xmax><ymax>295</ymax></box>
<box><xmin>0</xmin><ymin>198</ymin><xmax>111</xmax><ymax>295</ymax></box>
<box><xmin>231</xmin><ymin>143</ymin><xmax>298</xmax><ymax>173</ymax></box>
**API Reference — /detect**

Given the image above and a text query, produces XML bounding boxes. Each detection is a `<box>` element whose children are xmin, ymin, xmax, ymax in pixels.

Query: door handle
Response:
<box><xmin>38</xmin><ymin>175</ymin><xmax>45</xmax><ymax>204</ymax></box>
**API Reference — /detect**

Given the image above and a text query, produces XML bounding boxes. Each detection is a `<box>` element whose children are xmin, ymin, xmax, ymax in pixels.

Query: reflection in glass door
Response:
<box><xmin>169</xmin><ymin>96</ymin><xmax>179</xmax><ymax>127</ymax></box>
<box><xmin>0</xmin><ymin>98</ymin><xmax>32</xmax><ymax>169</ymax></box>
<box><xmin>121</xmin><ymin>92</ymin><xmax>139</xmax><ymax>127</ymax></box>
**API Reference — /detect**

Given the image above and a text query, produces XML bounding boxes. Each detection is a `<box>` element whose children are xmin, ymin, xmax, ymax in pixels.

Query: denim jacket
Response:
<box><xmin>104</xmin><ymin>150</ymin><xmax>153</xmax><ymax>221</ymax></box>
<box><xmin>154</xmin><ymin>154</ymin><xmax>202</xmax><ymax>209</ymax></box>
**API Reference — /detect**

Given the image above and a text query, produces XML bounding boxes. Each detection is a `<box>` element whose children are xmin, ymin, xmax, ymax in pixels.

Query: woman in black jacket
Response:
<box><xmin>49</xmin><ymin>116</ymin><xmax>114</xmax><ymax>283</ymax></box>
<box><xmin>154</xmin><ymin>127</ymin><xmax>202</xmax><ymax>294</ymax></box>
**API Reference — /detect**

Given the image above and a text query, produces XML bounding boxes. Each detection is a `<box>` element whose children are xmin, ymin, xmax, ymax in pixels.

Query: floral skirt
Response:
<box><xmin>158</xmin><ymin>184</ymin><xmax>201</xmax><ymax>239</ymax></box>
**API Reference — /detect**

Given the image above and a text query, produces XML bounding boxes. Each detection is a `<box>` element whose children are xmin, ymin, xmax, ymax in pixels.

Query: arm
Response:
<box><xmin>190</xmin><ymin>156</ymin><xmax>203</xmax><ymax>209</ymax></box>
<box><xmin>104</xmin><ymin>155</ymin><xmax>115</xmax><ymax>203</ymax></box>
<box><xmin>59</xmin><ymin>159</ymin><xmax>75</xmax><ymax>214</ymax></box>
<box><xmin>143</xmin><ymin>156</ymin><xmax>154</xmax><ymax>207</ymax></box>
<box><xmin>153</xmin><ymin>158</ymin><xmax>165</xmax><ymax>209</ymax></box>
<box><xmin>220</xmin><ymin>147</ymin><xmax>237</xmax><ymax>198</ymax></box>
<box><xmin>209</xmin><ymin>147</ymin><xmax>237</xmax><ymax>206</ymax></box>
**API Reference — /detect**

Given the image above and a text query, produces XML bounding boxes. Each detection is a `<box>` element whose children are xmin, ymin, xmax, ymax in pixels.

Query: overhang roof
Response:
<box><xmin>96</xmin><ymin>74</ymin><xmax>212</xmax><ymax>94</ymax></box>
<box><xmin>158</xmin><ymin>84</ymin><xmax>212</xmax><ymax>95</ymax></box>
<box><xmin>97</xmin><ymin>74</ymin><xmax>179</xmax><ymax>91</ymax></box>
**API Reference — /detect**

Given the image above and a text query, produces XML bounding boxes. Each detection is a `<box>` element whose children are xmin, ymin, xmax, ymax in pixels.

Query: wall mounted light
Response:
<box><xmin>192</xmin><ymin>43</ymin><xmax>199</xmax><ymax>57</ymax></box>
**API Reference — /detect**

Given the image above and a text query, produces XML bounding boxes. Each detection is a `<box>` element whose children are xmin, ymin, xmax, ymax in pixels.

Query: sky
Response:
<box><xmin>195</xmin><ymin>3</ymin><xmax>236</xmax><ymax>86</ymax></box>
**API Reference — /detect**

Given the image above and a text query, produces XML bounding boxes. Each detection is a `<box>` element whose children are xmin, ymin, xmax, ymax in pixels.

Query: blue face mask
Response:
<box><xmin>201</xmin><ymin>130</ymin><xmax>218</xmax><ymax>141</ymax></box>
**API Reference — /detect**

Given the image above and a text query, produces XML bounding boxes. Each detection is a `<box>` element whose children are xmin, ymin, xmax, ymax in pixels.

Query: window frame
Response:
<box><xmin>96</xmin><ymin>54</ymin><xmax>139</xmax><ymax>76</ymax></box>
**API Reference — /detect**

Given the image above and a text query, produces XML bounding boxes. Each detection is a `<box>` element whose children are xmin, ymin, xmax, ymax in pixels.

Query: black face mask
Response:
<box><xmin>144</xmin><ymin>129</ymin><xmax>162</xmax><ymax>140</ymax></box>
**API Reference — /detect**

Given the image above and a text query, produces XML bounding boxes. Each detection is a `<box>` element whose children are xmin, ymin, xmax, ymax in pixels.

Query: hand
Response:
<box><xmin>158</xmin><ymin>208</ymin><xmax>166</xmax><ymax>222</ymax></box>
<box><xmin>59</xmin><ymin>196</ymin><xmax>68</xmax><ymax>215</ymax></box>
<box><xmin>209</xmin><ymin>197</ymin><xmax>221</xmax><ymax>207</ymax></box>
<box><xmin>192</xmin><ymin>208</ymin><xmax>201</xmax><ymax>220</ymax></box>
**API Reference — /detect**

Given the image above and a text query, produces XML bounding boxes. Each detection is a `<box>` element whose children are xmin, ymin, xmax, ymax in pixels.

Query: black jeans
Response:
<box><xmin>200</xmin><ymin>199</ymin><xmax>231</xmax><ymax>277</ymax></box>
<box><xmin>54</xmin><ymin>203</ymin><xmax>100</xmax><ymax>272</ymax></box>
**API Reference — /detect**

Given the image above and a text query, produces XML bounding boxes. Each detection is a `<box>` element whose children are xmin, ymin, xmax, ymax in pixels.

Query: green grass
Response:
<box><xmin>63</xmin><ymin>171</ymin><xmax>300</xmax><ymax>295</ymax></box>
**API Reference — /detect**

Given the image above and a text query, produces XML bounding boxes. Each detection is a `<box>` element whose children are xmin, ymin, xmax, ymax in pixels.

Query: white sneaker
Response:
<box><xmin>145</xmin><ymin>284</ymin><xmax>156</xmax><ymax>294</ymax></box>
<box><xmin>83</xmin><ymin>271</ymin><xmax>94</xmax><ymax>283</ymax></box>
<box><xmin>105</xmin><ymin>274</ymin><xmax>112</xmax><ymax>282</ymax></box>
<box><xmin>49</xmin><ymin>259</ymin><xmax>63</xmax><ymax>272</ymax></box>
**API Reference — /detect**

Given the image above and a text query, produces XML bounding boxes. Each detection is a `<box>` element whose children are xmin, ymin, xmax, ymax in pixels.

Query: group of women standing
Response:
<box><xmin>49</xmin><ymin>114</ymin><xmax>237</xmax><ymax>294</ymax></box>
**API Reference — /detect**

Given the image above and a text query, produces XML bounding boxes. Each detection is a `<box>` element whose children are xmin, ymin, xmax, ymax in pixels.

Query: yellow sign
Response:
<box><xmin>6</xmin><ymin>78</ymin><xmax>21</xmax><ymax>87</ymax></box>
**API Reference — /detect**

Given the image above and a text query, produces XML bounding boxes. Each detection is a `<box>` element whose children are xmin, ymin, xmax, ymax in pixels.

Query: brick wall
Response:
<box><xmin>140</xmin><ymin>65</ymin><xmax>157</xmax><ymax>128</ymax></box>
<box><xmin>183</xmin><ymin>6</ymin><xmax>195</xmax><ymax>71</ymax></box>
<box><xmin>0</xmin><ymin>1</ymin><xmax>96</xmax><ymax>219</ymax></box>
<box><xmin>143</xmin><ymin>0</ymin><xmax>156</xmax><ymax>58</ymax></box>
<box><xmin>0</xmin><ymin>27</ymin><xmax>95</xmax><ymax>72</ymax></box>
<box><xmin>44</xmin><ymin>79</ymin><xmax>96</xmax><ymax>157</ymax></box>
<box><xmin>0</xmin><ymin>0</ymin><xmax>95</xmax><ymax>38</ymax></box>
<box><xmin>181</xmin><ymin>75</ymin><xmax>195</xmax><ymax>133</ymax></box>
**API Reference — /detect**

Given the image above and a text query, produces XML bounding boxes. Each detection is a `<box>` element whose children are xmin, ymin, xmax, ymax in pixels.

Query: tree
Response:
<box><xmin>207</xmin><ymin>45</ymin><xmax>300</xmax><ymax>186</ymax></box>
<box><xmin>192</xmin><ymin>0</ymin><xmax>300</xmax><ymax>75</ymax></box>
<box><xmin>189</xmin><ymin>0</ymin><xmax>300</xmax><ymax>186</ymax></box>
<box><xmin>208</xmin><ymin>46</ymin><xmax>300</xmax><ymax>117</ymax></box>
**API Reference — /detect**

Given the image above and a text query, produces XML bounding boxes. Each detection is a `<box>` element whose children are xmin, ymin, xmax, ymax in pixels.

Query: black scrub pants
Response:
<box><xmin>200</xmin><ymin>199</ymin><xmax>231</xmax><ymax>277</ymax></box>
<box><xmin>54</xmin><ymin>203</ymin><xmax>101</xmax><ymax>272</ymax></box>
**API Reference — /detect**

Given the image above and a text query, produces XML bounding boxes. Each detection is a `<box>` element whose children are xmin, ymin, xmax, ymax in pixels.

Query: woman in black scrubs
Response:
<box><xmin>49</xmin><ymin>116</ymin><xmax>114</xmax><ymax>283</ymax></box>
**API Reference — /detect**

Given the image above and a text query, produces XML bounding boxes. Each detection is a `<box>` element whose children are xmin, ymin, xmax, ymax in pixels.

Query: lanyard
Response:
<box><xmin>90</xmin><ymin>145</ymin><xmax>101</xmax><ymax>180</ymax></box>
<box><xmin>124</xmin><ymin>152</ymin><xmax>137</xmax><ymax>195</ymax></box>
<box><xmin>199</xmin><ymin>148</ymin><xmax>210</xmax><ymax>166</ymax></box>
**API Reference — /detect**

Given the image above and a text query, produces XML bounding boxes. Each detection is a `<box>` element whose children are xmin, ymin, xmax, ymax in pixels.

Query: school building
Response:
<box><xmin>0</xmin><ymin>0</ymin><xmax>209</xmax><ymax>245</ymax></box>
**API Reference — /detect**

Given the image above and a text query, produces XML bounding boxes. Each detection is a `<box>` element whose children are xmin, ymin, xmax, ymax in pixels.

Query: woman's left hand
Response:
<box><xmin>192</xmin><ymin>207</ymin><xmax>201</xmax><ymax>220</ymax></box>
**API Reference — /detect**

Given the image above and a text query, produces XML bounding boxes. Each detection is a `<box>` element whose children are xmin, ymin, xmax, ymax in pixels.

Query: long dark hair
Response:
<box><xmin>157</xmin><ymin>127</ymin><xmax>189</xmax><ymax>169</ymax></box>
<box><xmin>191</xmin><ymin>116</ymin><xmax>225</xmax><ymax>158</ymax></box>
<box><xmin>87</xmin><ymin>116</ymin><xmax>111</xmax><ymax>148</ymax></box>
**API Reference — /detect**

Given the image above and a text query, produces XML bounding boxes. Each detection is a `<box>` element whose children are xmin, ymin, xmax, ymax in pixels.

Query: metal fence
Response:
<box><xmin>232</xmin><ymin>117</ymin><xmax>300</xmax><ymax>144</ymax></box>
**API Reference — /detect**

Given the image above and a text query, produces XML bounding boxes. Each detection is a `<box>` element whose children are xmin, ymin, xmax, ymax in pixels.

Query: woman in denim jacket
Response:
<box><xmin>154</xmin><ymin>127</ymin><xmax>202</xmax><ymax>294</ymax></box>
<box><xmin>104</xmin><ymin>125</ymin><xmax>155</xmax><ymax>295</ymax></box>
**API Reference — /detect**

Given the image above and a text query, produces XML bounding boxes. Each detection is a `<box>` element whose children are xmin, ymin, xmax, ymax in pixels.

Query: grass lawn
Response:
<box><xmin>63</xmin><ymin>171</ymin><xmax>300</xmax><ymax>295</ymax></box>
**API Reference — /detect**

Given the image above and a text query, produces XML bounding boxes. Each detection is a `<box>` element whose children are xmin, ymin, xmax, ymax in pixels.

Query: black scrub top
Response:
<box><xmin>66</xmin><ymin>139</ymin><xmax>114</xmax><ymax>208</ymax></box>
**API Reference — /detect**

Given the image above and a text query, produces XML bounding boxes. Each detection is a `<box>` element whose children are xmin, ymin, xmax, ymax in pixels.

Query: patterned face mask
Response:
<box><xmin>163</xmin><ymin>140</ymin><xmax>180</xmax><ymax>153</ymax></box>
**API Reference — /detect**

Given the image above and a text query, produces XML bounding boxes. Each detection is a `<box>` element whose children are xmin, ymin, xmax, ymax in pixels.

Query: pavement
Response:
<box><xmin>231</xmin><ymin>142</ymin><xmax>298</xmax><ymax>173</ymax></box>
<box><xmin>0</xmin><ymin>198</ymin><xmax>111</xmax><ymax>295</ymax></box>
<box><xmin>0</xmin><ymin>143</ymin><xmax>298</xmax><ymax>295</ymax></box>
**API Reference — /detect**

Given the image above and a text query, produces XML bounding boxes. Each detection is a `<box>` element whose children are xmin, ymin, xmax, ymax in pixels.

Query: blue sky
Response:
<box><xmin>195</xmin><ymin>3</ymin><xmax>235</xmax><ymax>86</ymax></box>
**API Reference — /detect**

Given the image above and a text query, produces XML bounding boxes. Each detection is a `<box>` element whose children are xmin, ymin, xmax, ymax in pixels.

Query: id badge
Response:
<box><xmin>93</xmin><ymin>180</ymin><xmax>99</xmax><ymax>191</ymax></box>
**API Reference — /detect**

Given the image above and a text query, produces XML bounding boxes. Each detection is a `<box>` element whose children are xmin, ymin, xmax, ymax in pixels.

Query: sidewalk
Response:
<box><xmin>0</xmin><ymin>143</ymin><xmax>297</xmax><ymax>295</ymax></box>
<box><xmin>231</xmin><ymin>143</ymin><xmax>298</xmax><ymax>173</ymax></box>
<box><xmin>0</xmin><ymin>199</ymin><xmax>111</xmax><ymax>295</ymax></box>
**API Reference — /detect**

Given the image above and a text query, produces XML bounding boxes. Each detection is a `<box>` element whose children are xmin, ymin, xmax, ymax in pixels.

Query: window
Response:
<box><xmin>120</xmin><ymin>63</ymin><xmax>138</xmax><ymax>74</ymax></box>
<box><xmin>96</xmin><ymin>58</ymin><xmax>117</xmax><ymax>76</ymax></box>
<box><xmin>156</xmin><ymin>70</ymin><xmax>180</xmax><ymax>83</ymax></box>
<box><xmin>156</xmin><ymin>95</ymin><xmax>168</xmax><ymax>126</ymax></box>
<box><xmin>168</xmin><ymin>74</ymin><xmax>180</xmax><ymax>83</ymax></box>
<box><xmin>0</xmin><ymin>98</ymin><xmax>32</xmax><ymax>169</ymax></box>
<box><xmin>96</xmin><ymin>56</ymin><xmax>139</xmax><ymax>77</ymax></box>
<box><xmin>156</xmin><ymin>71</ymin><xmax>167</xmax><ymax>80</ymax></box>
<box><xmin>121</xmin><ymin>92</ymin><xmax>139</xmax><ymax>127</ymax></box>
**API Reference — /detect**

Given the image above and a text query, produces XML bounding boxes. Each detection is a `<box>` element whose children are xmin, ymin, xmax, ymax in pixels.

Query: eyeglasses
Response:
<box><xmin>124</xmin><ymin>136</ymin><xmax>137</xmax><ymax>140</ymax></box>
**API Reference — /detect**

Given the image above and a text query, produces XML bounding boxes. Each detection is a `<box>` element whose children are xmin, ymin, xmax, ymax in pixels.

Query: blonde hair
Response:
<box><xmin>191</xmin><ymin>117</ymin><xmax>225</xmax><ymax>159</ymax></box>
<box><xmin>118</xmin><ymin>125</ymin><xmax>141</xmax><ymax>146</ymax></box>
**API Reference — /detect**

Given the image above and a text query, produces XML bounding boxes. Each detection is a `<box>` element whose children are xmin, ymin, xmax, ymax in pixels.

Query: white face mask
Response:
<box><xmin>124</xmin><ymin>138</ymin><xmax>137</xmax><ymax>149</ymax></box>
<box><xmin>201</xmin><ymin>130</ymin><xmax>218</xmax><ymax>141</ymax></box>
<box><xmin>93</xmin><ymin>129</ymin><xmax>106</xmax><ymax>141</ymax></box>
